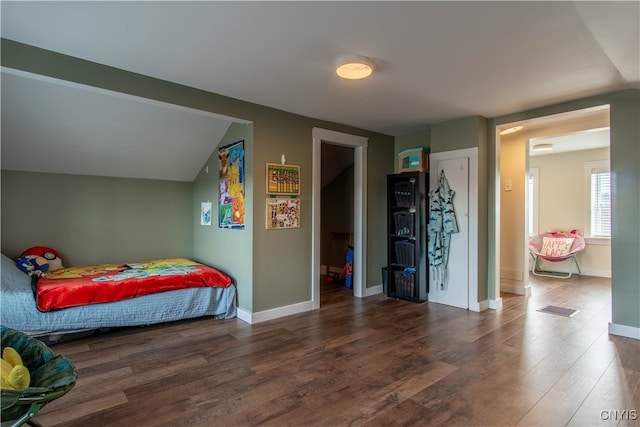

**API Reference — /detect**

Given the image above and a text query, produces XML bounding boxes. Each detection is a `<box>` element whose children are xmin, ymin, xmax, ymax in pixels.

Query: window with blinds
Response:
<box><xmin>585</xmin><ymin>161</ymin><xmax>611</xmax><ymax>238</ymax></box>
<box><xmin>590</xmin><ymin>170</ymin><xmax>611</xmax><ymax>236</ymax></box>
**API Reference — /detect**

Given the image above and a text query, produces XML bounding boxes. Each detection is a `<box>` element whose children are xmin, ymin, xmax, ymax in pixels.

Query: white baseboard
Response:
<box><xmin>237</xmin><ymin>301</ymin><xmax>315</xmax><ymax>324</ymax></box>
<box><xmin>238</xmin><ymin>284</ymin><xmax>385</xmax><ymax>324</ymax></box>
<box><xmin>366</xmin><ymin>284</ymin><xmax>383</xmax><ymax>297</ymax></box>
<box><xmin>489</xmin><ymin>298</ymin><xmax>503</xmax><ymax>310</ymax></box>
<box><xmin>469</xmin><ymin>299</ymin><xmax>490</xmax><ymax>312</ymax></box>
<box><xmin>501</xmin><ymin>282</ymin><xmax>531</xmax><ymax>296</ymax></box>
<box><xmin>581</xmin><ymin>269</ymin><xmax>611</xmax><ymax>278</ymax></box>
<box><xmin>609</xmin><ymin>322</ymin><xmax>640</xmax><ymax>340</ymax></box>
<box><xmin>500</xmin><ymin>268</ymin><xmax>531</xmax><ymax>296</ymax></box>
<box><xmin>500</xmin><ymin>268</ymin><xmax>522</xmax><ymax>281</ymax></box>
<box><xmin>236</xmin><ymin>307</ymin><xmax>252</xmax><ymax>324</ymax></box>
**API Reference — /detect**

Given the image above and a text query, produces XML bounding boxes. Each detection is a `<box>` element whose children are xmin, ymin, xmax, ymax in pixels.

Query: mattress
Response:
<box><xmin>0</xmin><ymin>254</ymin><xmax>236</xmax><ymax>336</ymax></box>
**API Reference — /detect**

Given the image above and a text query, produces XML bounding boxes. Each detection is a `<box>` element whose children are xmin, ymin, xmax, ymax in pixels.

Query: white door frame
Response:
<box><xmin>312</xmin><ymin>128</ymin><xmax>368</xmax><ymax>308</ymax></box>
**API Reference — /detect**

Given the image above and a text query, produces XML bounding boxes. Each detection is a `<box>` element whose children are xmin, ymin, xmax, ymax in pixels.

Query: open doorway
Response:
<box><xmin>311</xmin><ymin>128</ymin><xmax>368</xmax><ymax>309</ymax></box>
<box><xmin>497</xmin><ymin>105</ymin><xmax>611</xmax><ymax>299</ymax></box>
<box><xmin>320</xmin><ymin>143</ymin><xmax>355</xmax><ymax>304</ymax></box>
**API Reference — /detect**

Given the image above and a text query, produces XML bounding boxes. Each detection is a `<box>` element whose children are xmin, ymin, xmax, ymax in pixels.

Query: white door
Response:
<box><xmin>430</xmin><ymin>157</ymin><xmax>469</xmax><ymax>309</ymax></box>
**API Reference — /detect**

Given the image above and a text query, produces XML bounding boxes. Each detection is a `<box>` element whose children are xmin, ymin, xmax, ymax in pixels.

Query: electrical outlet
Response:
<box><xmin>505</xmin><ymin>180</ymin><xmax>513</xmax><ymax>192</ymax></box>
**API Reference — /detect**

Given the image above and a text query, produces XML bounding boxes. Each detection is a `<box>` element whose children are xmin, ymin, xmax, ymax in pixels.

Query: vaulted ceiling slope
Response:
<box><xmin>1</xmin><ymin>70</ymin><xmax>235</xmax><ymax>182</ymax></box>
<box><xmin>1</xmin><ymin>2</ymin><xmax>638</xmax><ymax>181</ymax></box>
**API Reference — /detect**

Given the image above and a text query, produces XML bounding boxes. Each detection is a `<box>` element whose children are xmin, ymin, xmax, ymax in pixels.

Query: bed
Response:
<box><xmin>0</xmin><ymin>253</ymin><xmax>237</xmax><ymax>339</ymax></box>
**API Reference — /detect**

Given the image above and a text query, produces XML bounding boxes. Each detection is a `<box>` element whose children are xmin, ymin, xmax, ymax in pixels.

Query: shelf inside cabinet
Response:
<box><xmin>386</xmin><ymin>172</ymin><xmax>428</xmax><ymax>303</ymax></box>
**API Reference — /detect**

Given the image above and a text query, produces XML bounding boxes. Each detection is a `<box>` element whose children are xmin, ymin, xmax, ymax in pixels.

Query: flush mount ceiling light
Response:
<box><xmin>499</xmin><ymin>125</ymin><xmax>523</xmax><ymax>135</ymax></box>
<box><xmin>532</xmin><ymin>143</ymin><xmax>553</xmax><ymax>152</ymax></box>
<box><xmin>335</xmin><ymin>55</ymin><xmax>374</xmax><ymax>80</ymax></box>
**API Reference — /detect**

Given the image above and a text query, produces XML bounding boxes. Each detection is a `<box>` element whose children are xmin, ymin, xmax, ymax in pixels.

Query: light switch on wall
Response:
<box><xmin>505</xmin><ymin>180</ymin><xmax>513</xmax><ymax>192</ymax></box>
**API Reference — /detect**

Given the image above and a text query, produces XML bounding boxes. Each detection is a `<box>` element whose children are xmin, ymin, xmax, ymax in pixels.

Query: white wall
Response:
<box><xmin>530</xmin><ymin>147</ymin><xmax>611</xmax><ymax>277</ymax></box>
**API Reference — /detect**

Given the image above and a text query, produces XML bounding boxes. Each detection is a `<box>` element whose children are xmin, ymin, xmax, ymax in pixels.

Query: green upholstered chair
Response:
<box><xmin>1</xmin><ymin>326</ymin><xmax>77</xmax><ymax>427</ymax></box>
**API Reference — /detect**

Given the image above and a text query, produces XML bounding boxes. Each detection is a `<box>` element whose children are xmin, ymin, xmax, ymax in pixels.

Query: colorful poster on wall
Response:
<box><xmin>218</xmin><ymin>140</ymin><xmax>245</xmax><ymax>229</ymax></box>
<box><xmin>266</xmin><ymin>197</ymin><xmax>300</xmax><ymax>229</ymax></box>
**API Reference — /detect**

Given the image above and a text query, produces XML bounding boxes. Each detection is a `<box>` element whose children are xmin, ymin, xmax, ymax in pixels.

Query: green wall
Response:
<box><xmin>192</xmin><ymin>123</ymin><xmax>254</xmax><ymax>311</ymax></box>
<box><xmin>1</xmin><ymin>39</ymin><xmax>395</xmax><ymax>315</ymax></box>
<box><xmin>431</xmin><ymin>116</ymin><xmax>485</xmax><ymax>153</ymax></box>
<box><xmin>609</xmin><ymin>90</ymin><xmax>640</xmax><ymax>330</ymax></box>
<box><xmin>0</xmin><ymin>171</ymin><xmax>193</xmax><ymax>266</ymax></box>
<box><xmin>368</xmin><ymin>136</ymin><xmax>396</xmax><ymax>288</ymax></box>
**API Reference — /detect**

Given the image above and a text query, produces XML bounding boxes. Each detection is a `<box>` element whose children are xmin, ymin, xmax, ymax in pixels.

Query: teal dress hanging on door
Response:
<box><xmin>428</xmin><ymin>170</ymin><xmax>459</xmax><ymax>290</ymax></box>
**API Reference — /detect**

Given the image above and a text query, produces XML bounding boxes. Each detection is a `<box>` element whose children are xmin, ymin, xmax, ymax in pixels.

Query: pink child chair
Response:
<box><xmin>529</xmin><ymin>229</ymin><xmax>586</xmax><ymax>279</ymax></box>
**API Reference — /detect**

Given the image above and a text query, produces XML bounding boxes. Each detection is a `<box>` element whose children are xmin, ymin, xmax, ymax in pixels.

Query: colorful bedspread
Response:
<box><xmin>35</xmin><ymin>258</ymin><xmax>232</xmax><ymax>312</ymax></box>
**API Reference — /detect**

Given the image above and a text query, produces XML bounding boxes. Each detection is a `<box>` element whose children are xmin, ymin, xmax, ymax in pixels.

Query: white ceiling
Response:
<box><xmin>529</xmin><ymin>127</ymin><xmax>610</xmax><ymax>157</ymax></box>
<box><xmin>1</xmin><ymin>1</ymin><xmax>638</xmax><ymax>181</ymax></box>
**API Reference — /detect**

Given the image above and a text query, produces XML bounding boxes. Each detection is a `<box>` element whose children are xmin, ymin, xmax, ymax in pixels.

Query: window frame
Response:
<box><xmin>527</xmin><ymin>167</ymin><xmax>540</xmax><ymax>237</ymax></box>
<box><xmin>584</xmin><ymin>160</ymin><xmax>611</xmax><ymax>245</ymax></box>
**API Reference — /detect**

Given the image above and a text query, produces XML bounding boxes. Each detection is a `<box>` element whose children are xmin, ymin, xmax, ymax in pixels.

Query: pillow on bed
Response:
<box><xmin>1</xmin><ymin>254</ymin><xmax>33</xmax><ymax>289</ymax></box>
<box><xmin>20</xmin><ymin>247</ymin><xmax>64</xmax><ymax>271</ymax></box>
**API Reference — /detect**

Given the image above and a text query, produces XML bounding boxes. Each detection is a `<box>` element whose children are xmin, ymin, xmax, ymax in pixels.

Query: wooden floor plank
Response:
<box><xmin>25</xmin><ymin>275</ymin><xmax>638</xmax><ymax>427</ymax></box>
<box><xmin>566</xmin><ymin>355</ymin><xmax>640</xmax><ymax>426</ymax></box>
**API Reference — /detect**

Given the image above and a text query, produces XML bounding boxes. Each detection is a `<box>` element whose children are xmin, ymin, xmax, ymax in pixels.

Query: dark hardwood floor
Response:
<box><xmin>34</xmin><ymin>274</ymin><xmax>639</xmax><ymax>426</ymax></box>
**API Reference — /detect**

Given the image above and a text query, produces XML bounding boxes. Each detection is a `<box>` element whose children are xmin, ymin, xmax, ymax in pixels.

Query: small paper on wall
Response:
<box><xmin>201</xmin><ymin>201</ymin><xmax>212</xmax><ymax>226</ymax></box>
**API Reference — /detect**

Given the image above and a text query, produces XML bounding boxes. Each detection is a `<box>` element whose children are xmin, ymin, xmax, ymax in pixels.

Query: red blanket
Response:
<box><xmin>35</xmin><ymin>258</ymin><xmax>232</xmax><ymax>312</ymax></box>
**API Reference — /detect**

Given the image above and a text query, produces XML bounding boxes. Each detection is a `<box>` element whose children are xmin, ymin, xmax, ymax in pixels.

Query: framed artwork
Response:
<box><xmin>201</xmin><ymin>201</ymin><xmax>212</xmax><ymax>226</ymax></box>
<box><xmin>266</xmin><ymin>163</ymin><xmax>300</xmax><ymax>195</ymax></box>
<box><xmin>266</xmin><ymin>198</ymin><xmax>301</xmax><ymax>229</ymax></box>
<box><xmin>219</xmin><ymin>140</ymin><xmax>245</xmax><ymax>229</ymax></box>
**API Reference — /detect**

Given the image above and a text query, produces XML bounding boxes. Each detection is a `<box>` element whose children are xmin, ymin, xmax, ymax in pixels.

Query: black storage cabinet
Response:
<box><xmin>386</xmin><ymin>172</ymin><xmax>428</xmax><ymax>302</ymax></box>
